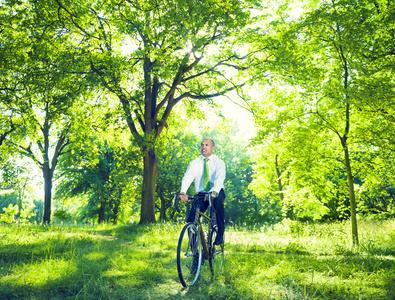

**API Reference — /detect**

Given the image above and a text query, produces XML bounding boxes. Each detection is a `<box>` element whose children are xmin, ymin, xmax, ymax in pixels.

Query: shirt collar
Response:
<box><xmin>201</xmin><ymin>154</ymin><xmax>215</xmax><ymax>161</ymax></box>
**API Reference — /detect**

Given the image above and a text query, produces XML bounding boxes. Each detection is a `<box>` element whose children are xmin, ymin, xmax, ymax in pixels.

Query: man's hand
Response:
<box><xmin>180</xmin><ymin>193</ymin><xmax>189</xmax><ymax>202</ymax></box>
<box><xmin>204</xmin><ymin>192</ymin><xmax>217</xmax><ymax>201</ymax></box>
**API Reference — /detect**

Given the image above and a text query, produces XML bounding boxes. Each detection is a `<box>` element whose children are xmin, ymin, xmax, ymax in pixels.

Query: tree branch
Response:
<box><xmin>55</xmin><ymin>0</ymin><xmax>99</xmax><ymax>39</ymax></box>
<box><xmin>0</xmin><ymin>120</ymin><xmax>15</xmax><ymax>147</ymax></box>
<box><xmin>19</xmin><ymin>144</ymin><xmax>43</xmax><ymax>169</ymax></box>
<box><xmin>174</xmin><ymin>82</ymin><xmax>246</xmax><ymax>104</ymax></box>
<box><xmin>90</xmin><ymin>60</ymin><xmax>141</xmax><ymax>137</ymax></box>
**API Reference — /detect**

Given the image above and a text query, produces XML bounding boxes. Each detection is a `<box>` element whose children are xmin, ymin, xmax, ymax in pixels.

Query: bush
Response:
<box><xmin>0</xmin><ymin>204</ymin><xmax>18</xmax><ymax>223</ymax></box>
<box><xmin>53</xmin><ymin>209</ymin><xmax>72</xmax><ymax>223</ymax></box>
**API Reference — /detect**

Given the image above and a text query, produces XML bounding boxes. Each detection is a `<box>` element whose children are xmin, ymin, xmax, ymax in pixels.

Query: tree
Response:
<box><xmin>55</xmin><ymin>0</ymin><xmax>264</xmax><ymax>223</ymax></box>
<box><xmin>251</xmin><ymin>0</ymin><xmax>395</xmax><ymax>245</ymax></box>
<box><xmin>0</xmin><ymin>0</ymin><xmax>91</xmax><ymax>223</ymax></box>
<box><xmin>298</xmin><ymin>0</ymin><xmax>395</xmax><ymax>245</ymax></box>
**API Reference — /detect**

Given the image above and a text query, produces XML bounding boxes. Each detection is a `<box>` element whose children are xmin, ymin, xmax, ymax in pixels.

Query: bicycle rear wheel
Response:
<box><xmin>176</xmin><ymin>222</ymin><xmax>203</xmax><ymax>287</ymax></box>
<box><xmin>209</xmin><ymin>228</ymin><xmax>224</xmax><ymax>277</ymax></box>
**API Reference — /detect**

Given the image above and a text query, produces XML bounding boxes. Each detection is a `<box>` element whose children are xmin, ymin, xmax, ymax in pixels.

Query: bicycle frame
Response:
<box><xmin>194</xmin><ymin>204</ymin><xmax>215</xmax><ymax>260</ymax></box>
<box><xmin>173</xmin><ymin>192</ymin><xmax>217</xmax><ymax>259</ymax></box>
<box><xmin>174</xmin><ymin>192</ymin><xmax>224</xmax><ymax>287</ymax></box>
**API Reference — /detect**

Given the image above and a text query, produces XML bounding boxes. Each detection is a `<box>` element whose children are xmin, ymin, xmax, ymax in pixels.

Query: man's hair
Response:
<box><xmin>203</xmin><ymin>138</ymin><xmax>215</xmax><ymax>147</ymax></box>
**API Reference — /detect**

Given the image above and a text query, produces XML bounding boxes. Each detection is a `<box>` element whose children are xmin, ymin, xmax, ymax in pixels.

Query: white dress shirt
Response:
<box><xmin>181</xmin><ymin>154</ymin><xmax>226</xmax><ymax>194</ymax></box>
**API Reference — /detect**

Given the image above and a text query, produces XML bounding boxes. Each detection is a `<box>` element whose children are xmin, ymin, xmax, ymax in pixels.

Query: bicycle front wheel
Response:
<box><xmin>176</xmin><ymin>222</ymin><xmax>203</xmax><ymax>287</ymax></box>
<box><xmin>209</xmin><ymin>228</ymin><xmax>224</xmax><ymax>277</ymax></box>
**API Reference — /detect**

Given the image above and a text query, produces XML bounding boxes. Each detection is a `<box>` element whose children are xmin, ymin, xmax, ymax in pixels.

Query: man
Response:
<box><xmin>180</xmin><ymin>138</ymin><xmax>226</xmax><ymax>245</ymax></box>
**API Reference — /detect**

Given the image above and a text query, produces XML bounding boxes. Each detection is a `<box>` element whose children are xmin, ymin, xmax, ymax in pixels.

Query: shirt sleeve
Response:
<box><xmin>211</xmin><ymin>159</ymin><xmax>226</xmax><ymax>193</ymax></box>
<box><xmin>180</xmin><ymin>160</ymin><xmax>196</xmax><ymax>194</ymax></box>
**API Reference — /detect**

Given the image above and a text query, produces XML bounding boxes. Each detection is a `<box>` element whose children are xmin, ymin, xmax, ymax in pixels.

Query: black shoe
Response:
<box><xmin>214</xmin><ymin>235</ymin><xmax>223</xmax><ymax>246</ymax></box>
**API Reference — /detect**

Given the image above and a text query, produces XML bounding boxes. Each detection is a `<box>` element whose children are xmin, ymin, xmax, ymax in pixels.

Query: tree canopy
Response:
<box><xmin>1</xmin><ymin>0</ymin><xmax>394</xmax><ymax>247</ymax></box>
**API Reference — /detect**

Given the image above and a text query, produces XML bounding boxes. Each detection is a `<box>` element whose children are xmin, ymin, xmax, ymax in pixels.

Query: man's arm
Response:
<box><xmin>212</xmin><ymin>159</ymin><xmax>226</xmax><ymax>195</ymax></box>
<box><xmin>180</xmin><ymin>161</ymin><xmax>195</xmax><ymax>202</ymax></box>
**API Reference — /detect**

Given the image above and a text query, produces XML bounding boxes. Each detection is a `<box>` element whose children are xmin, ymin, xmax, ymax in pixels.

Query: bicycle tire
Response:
<box><xmin>208</xmin><ymin>227</ymin><xmax>224</xmax><ymax>277</ymax></box>
<box><xmin>176</xmin><ymin>222</ymin><xmax>203</xmax><ymax>287</ymax></box>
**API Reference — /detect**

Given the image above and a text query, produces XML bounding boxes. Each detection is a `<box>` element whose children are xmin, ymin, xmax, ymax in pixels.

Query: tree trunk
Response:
<box><xmin>140</xmin><ymin>148</ymin><xmax>159</xmax><ymax>223</ymax></box>
<box><xmin>340</xmin><ymin>53</ymin><xmax>359</xmax><ymax>246</ymax></box>
<box><xmin>17</xmin><ymin>189</ymin><xmax>22</xmax><ymax>223</ymax></box>
<box><xmin>340</xmin><ymin>100</ymin><xmax>359</xmax><ymax>245</ymax></box>
<box><xmin>275</xmin><ymin>154</ymin><xmax>292</xmax><ymax>219</ymax></box>
<box><xmin>159</xmin><ymin>195</ymin><xmax>166</xmax><ymax>222</ymax></box>
<box><xmin>42</xmin><ymin>166</ymin><xmax>53</xmax><ymax>224</ymax></box>
<box><xmin>112</xmin><ymin>199</ymin><xmax>120</xmax><ymax>225</ymax></box>
<box><xmin>342</xmin><ymin>143</ymin><xmax>359</xmax><ymax>246</ymax></box>
<box><xmin>112</xmin><ymin>188</ymin><xmax>122</xmax><ymax>225</ymax></box>
<box><xmin>16</xmin><ymin>178</ymin><xmax>28</xmax><ymax>223</ymax></box>
<box><xmin>98</xmin><ymin>199</ymin><xmax>106</xmax><ymax>224</ymax></box>
<box><xmin>275</xmin><ymin>154</ymin><xmax>284</xmax><ymax>202</ymax></box>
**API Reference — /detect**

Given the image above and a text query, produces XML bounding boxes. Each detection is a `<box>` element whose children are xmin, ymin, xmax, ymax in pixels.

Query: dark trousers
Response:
<box><xmin>187</xmin><ymin>189</ymin><xmax>225</xmax><ymax>237</ymax></box>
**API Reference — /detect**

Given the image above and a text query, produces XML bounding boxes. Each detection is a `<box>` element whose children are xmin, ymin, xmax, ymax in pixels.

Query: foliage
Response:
<box><xmin>52</xmin><ymin>209</ymin><xmax>72</xmax><ymax>223</ymax></box>
<box><xmin>56</xmin><ymin>137</ymin><xmax>141</xmax><ymax>224</ymax></box>
<box><xmin>0</xmin><ymin>196</ymin><xmax>40</xmax><ymax>224</ymax></box>
<box><xmin>0</xmin><ymin>156</ymin><xmax>41</xmax><ymax>223</ymax></box>
<box><xmin>0</xmin><ymin>191</ymin><xmax>17</xmax><ymax>212</ymax></box>
<box><xmin>250</xmin><ymin>0</ymin><xmax>395</xmax><ymax>245</ymax></box>
<box><xmin>155</xmin><ymin>126</ymin><xmax>200</xmax><ymax>221</ymax></box>
<box><xmin>18</xmin><ymin>204</ymin><xmax>36</xmax><ymax>224</ymax></box>
<box><xmin>49</xmin><ymin>0</ymin><xmax>268</xmax><ymax>223</ymax></box>
<box><xmin>1</xmin><ymin>0</ymin><xmax>394</xmax><ymax>228</ymax></box>
<box><xmin>0</xmin><ymin>0</ymin><xmax>96</xmax><ymax>223</ymax></box>
<box><xmin>0</xmin><ymin>204</ymin><xmax>18</xmax><ymax>223</ymax></box>
<box><xmin>206</xmin><ymin>129</ymin><xmax>282</xmax><ymax>225</ymax></box>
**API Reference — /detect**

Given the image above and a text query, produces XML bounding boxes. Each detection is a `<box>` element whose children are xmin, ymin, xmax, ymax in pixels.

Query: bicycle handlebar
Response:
<box><xmin>172</xmin><ymin>192</ymin><xmax>216</xmax><ymax>214</ymax></box>
<box><xmin>172</xmin><ymin>192</ymin><xmax>195</xmax><ymax>213</ymax></box>
<box><xmin>172</xmin><ymin>192</ymin><xmax>181</xmax><ymax>213</ymax></box>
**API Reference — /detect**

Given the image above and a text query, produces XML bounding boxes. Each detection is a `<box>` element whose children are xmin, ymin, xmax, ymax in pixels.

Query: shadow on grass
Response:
<box><xmin>0</xmin><ymin>223</ymin><xmax>176</xmax><ymax>300</ymax></box>
<box><xmin>1</xmin><ymin>223</ymin><xmax>395</xmax><ymax>300</ymax></box>
<box><xmin>223</xmin><ymin>244</ymin><xmax>395</xmax><ymax>300</ymax></box>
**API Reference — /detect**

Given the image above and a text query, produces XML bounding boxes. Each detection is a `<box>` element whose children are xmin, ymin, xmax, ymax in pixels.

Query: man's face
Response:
<box><xmin>201</xmin><ymin>139</ymin><xmax>215</xmax><ymax>158</ymax></box>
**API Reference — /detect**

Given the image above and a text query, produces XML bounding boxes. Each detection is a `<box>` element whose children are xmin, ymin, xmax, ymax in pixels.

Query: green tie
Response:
<box><xmin>203</xmin><ymin>158</ymin><xmax>210</xmax><ymax>191</ymax></box>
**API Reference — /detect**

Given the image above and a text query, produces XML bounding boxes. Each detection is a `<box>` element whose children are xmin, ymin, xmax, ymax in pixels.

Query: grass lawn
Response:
<box><xmin>0</xmin><ymin>219</ymin><xmax>394</xmax><ymax>299</ymax></box>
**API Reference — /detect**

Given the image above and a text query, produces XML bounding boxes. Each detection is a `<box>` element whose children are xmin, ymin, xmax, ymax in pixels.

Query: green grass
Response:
<box><xmin>1</xmin><ymin>219</ymin><xmax>395</xmax><ymax>299</ymax></box>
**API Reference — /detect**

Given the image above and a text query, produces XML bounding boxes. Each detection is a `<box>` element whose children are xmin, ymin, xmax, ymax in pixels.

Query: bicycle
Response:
<box><xmin>173</xmin><ymin>192</ymin><xmax>224</xmax><ymax>287</ymax></box>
